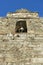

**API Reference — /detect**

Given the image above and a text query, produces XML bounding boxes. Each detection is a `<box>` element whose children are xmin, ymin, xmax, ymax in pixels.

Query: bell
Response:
<box><xmin>19</xmin><ymin>27</ymin><xmax>24</xmax><ymax>32</ymax></box>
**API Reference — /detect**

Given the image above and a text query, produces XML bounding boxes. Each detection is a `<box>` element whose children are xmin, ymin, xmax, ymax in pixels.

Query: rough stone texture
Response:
<box><xmin>0</xmin><ymin>9</ymin><xmax>43</xmax><ymax>65</ymax></box>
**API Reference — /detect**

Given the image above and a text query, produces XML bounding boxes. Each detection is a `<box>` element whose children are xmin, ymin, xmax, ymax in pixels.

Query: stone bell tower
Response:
<box><xmin>0</xmin><ymin>9</ymin><xmax>43</xmax><ymax>65</ymax></box>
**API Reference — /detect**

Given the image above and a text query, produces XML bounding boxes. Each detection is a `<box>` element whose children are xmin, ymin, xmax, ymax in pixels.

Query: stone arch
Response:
<box><xmin>15</xmin><ymin>20</ymin><xmax>27</xmax><ymax>33</ymax></box>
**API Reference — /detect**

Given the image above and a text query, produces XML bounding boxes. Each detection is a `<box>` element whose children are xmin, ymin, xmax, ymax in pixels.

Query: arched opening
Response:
<box><xmin>15</xmin><ymin>20</ymin><xmax>27</xmax><ymax>33</ymax></box>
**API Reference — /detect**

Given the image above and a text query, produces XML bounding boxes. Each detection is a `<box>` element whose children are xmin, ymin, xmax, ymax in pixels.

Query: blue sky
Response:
<box><xmin>0</xmin><ymin>0</ymin><xmax>43</xmax><ymax>17</ymax></box>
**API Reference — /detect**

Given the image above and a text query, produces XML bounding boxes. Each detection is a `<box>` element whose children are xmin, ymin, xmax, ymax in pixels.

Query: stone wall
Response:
<box><xmin>0</xmin><ymin>9</ymin><xmax>43</xmax><ymax>65</ymax></box>
<box><xmin>0</xmin><ymin>32</ymin><xmax>43</xmax><ymax>65</ymax></box>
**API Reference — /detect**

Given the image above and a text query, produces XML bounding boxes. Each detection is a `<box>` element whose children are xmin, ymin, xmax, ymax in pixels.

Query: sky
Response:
<box><xmin>0</xmin><ymin>0</ymin><xmax>43</xmax><ymax>17</ymax></box>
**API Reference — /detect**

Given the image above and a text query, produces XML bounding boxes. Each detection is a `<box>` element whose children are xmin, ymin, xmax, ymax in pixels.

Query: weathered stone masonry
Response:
<box><xmin>0</xmin><ymin>9</ymin><xmax>43</xmax><ymax>65</ymax></box>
